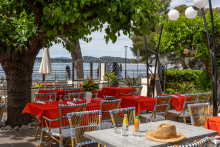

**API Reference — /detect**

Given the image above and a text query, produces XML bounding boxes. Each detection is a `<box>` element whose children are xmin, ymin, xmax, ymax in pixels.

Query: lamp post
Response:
<box><xmin>169</xmin><ymin>0</ymin><xmax>218</xmax><ymax>116</ymax></box>
<box><xmin>124</xmin><ymin>46</ymin><xmax>128</xmax><ymax>79</ymax></box>
<box><xmin>136</xmin><ymin>49</ymin><xmax>140</xmax><ymax>77</ymax></box>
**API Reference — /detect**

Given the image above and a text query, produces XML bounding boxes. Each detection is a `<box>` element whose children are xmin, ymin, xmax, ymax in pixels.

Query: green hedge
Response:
<box><xmin>166</xmin><ymin>69</ymin><xmax>212</xmax><ymax>92</ymax></box>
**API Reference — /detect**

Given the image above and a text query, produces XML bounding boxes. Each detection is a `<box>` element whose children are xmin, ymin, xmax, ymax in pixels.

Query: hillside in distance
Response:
<box><xmin>35</xmin><ymin>56</ymin><xmax>132</xmax><ymax>63</ymax></box>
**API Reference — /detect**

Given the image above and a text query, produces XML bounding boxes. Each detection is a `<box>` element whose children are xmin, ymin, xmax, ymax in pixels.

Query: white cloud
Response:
<box><xmin>37</xmin><ymin>0</ymin><xmax>220</xmax><ymax>59</ymax></box>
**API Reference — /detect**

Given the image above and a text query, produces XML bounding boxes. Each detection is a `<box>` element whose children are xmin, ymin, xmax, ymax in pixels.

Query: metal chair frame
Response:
<box><xmin>39</xmin><ymin>103</ymin><xmax>87</xmax><ymax>147</ymax></box>
<box><xmin>67</xmin><ymin>110</ymin><xmax>102</xmax><ymax>147</ymax></box>
<box><xmin>34</xmin><ymin>93</ymin><xmax>57</xmax><ymax>102</ymax></box>
<box><xmin>109</xmin><ymin>107</ymin><xmax>136</xmax><ymax>129</ymax></box>
<box><xmin>0</xmin><ymin>103</ymin><xmax>6</xmax><ymax>127</ymax></box>
<box><xmin>139</xmin><ymin>95</ymin><xmax>171</xmax><ymax>120</ymax></box>
<box><xmin>167</xmin><ymin>137</ymin><xmax>209</xmax><ymax>147</ymax></box>
<box><xmin>188</xmin><ymin>103</ymin><xmax>210</xmax><ymax>127</ymax></box>
<box><xmin>196</xmin><ymin>92</ymin><xmax>211</xmax><ymax>104</ymax></box>
<box><xmin>169</xmin><ymin>94</ymin><xmax>198</xmax><ymax>123</ymax></box>
<box><xmin>64</xmin><ymin>88</ymin><xmax>82</xmax><ymax>100</ymax></box>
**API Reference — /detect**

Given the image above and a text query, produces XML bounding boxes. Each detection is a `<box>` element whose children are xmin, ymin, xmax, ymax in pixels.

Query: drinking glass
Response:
<box><xmin>48</xmin><ymin>95</ymin><xmax>53</xmax><ymax>104</ymax></box>
<box><xmin>146</xmin><ymin>118</ymin><xmax>153</xmax><ymax>132</ymax></box>
<box><xmin>175</xmin><ymin>89</ymin><xmax>178</xmax><ymax>94</ymax></box>
<box><xmin>94</xmin><ymin>93</ymin><xmax>98</xmax><ymax>102</ymax></box>
<box><xmin>59</xmin><ymin>95</ymin><xmax>63</xmax><ymax>103</ymax></box>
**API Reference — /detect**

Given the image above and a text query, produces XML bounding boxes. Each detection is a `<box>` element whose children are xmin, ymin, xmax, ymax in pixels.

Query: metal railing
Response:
<box><xmin>0</xmin><ymin>70</ymin><xmax>148</xmax><ymax>81</ymax></box>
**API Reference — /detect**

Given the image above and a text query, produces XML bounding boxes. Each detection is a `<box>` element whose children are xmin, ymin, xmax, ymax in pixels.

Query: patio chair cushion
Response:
<box><xmin>168</xmin><ymin>110</ymin><xmax>190</xmax><ymax>117</ymax></box>
<box><xmin>42</xmin><ymin>127</ymin><xmax>71</xmax><ymax>137</ymax></box>
<box><xmin>138</xmin><ymin>113</ymin><xmax>165</xmax><ymax>121</ymax></box>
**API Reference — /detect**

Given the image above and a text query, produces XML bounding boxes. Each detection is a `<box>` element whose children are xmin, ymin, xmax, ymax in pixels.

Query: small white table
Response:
<box><xmin>84</xmin><ymin>120</ymin><xmax>218</xmax><ymax>147</ymax></box>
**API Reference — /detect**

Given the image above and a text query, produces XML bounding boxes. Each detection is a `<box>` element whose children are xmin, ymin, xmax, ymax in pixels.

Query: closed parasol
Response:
<box><xmin>39</xmin><ymin>47</ymin><xmax>52</xmax><ymax>81</ymax></box>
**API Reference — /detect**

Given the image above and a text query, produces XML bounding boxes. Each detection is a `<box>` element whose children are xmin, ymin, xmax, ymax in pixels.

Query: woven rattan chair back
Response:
<box><xmin>0</xmin><ymin>103</ymin><xmax>6</xmax><ymax>127</ymax></box>
<box><xmin>130</xmin><ymin>86</ymin><xmax>143</xmax><ymax>96</ymax></box>
<box><xmin>182</xmin><ymin>94</ymin><xmax>198</xmax><ymax>112</ymax></box>
<box><xmin>91</xmin><ymin>89</ymin><xmax>99</xmax><ymax>99</ymax></box>
<box><xmin>34</xmin><ymin>92</ymin><xmax>57</xmax><ymax>102</ymax></box>
<box><xmin>188</xmin><ymin>103</ymin><xmax>210</xmax><ymax>127</ymax></box>
<box><xmin>197</xmin><ymin>92</ymin><xmax>211</xmax><ymax>104</ymax></box>
<box><xmin>153</xmin><ymin>95</ymin><xmax>171</xmax><ymax>119</ymax></box>
<box><xmin>64</xmin><ymin>88</ymin><xmax>82</xmax><ymax>100</ymax></box>
<box><xmin>67</xmin><ymin>110</ymin><xmax>102</xmax><ymax>146</ymax></box>
<box><xmin>109</xmin><ymin>107</ymin><xmax>135</xmax><ymax>128</ymax></box>
<box><xmin>67</xmin><ymin>93</ymin><xmax>79</xmax><ymax>100</ymax></box>
<box><xmin>78</xmin><ymin>92</ymin><xmax>85</xmax><ymax>100</ymax></box>
<box><xmin>100</xmin><ymin>99</ymin><xmax>121</xmax><ymax>120</ymax></box>
<box><xmin>167</xmin><ymin>137</ymin><xmax>209</xmax><ymax>147</ymax></box>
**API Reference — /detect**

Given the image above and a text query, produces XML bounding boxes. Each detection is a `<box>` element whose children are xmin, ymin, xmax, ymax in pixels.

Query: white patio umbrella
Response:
<box><xmin>39</xmin><ymin>47</ymin><xmax>52</xmax><ymax>81</ymax></box>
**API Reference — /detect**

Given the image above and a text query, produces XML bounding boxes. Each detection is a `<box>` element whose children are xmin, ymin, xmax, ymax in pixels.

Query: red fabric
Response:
<box><xmin>99</xmin><ymin>87</ymin><xmax>131</xmax><ymax>99</ymax></box>
<box><xmin>22</xmin><ymin>99</ymin><xmax>102</xmax><ymax>127</ymax></box>
<box><xmin>205</xmin><ymin>116</ymin><xmax>220</xmax><ymax>136</ymax></box>
<box><xmin>120</xmin><ymin>96</ymin><xmax>160</xmax><ymax>115</ymax></box>
<box><xmin>159</xmin><ymin>94</ymin><xmax>192</xmax><ymax>111</ymax></box>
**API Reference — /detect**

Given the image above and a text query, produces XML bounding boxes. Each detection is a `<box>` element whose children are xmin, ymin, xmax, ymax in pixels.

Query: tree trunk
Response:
<box><xmin>177</xmin><ymin>57</ymin><xmax>188</xmax><ymax>69</ymax></box>
<box><xmin>71</xmin><ymin>40</ymin><xmax>84</xmax><ymax>80</ymax></box>
<box><xmin>0</xmin><ymin>43</ymin><xmax>38</xmax><ymax>127</ymax></box>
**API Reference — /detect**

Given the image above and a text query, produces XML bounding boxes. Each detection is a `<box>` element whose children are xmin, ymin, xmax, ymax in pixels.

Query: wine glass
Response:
<box><xmin>169</xmin><ymin>89</ymin><xmax>172</xmax><ymax>95</ymax></box>
<box><xmin>48</xmin><ymin>95</ymin><xmax>53</xmax><ymax>104</ymax></box>
<box><xmin>94</xmin><ymin>93</ymin><xmax>98</xmax><ymax>102</ymax></box>
<box><xmin>59</xmin><ymin>95</ymin><xmax>63</xmax><ymax>103</ymax></box>
<box><xmin>175</xmin><ymin>89</ymin><xmax>178</xmax><ymax>95</ymax></box>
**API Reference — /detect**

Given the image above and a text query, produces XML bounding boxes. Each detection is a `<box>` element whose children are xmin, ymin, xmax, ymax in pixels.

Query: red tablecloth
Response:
<box><xmin>120</xmin><ymin>96</ymin><xmax>160</xmax><ymax>115</ymax></box>
<box><xmin>99</xmin><ymin>87</ymin><xmax>131</xmax><ymax>99</ymax></box>
<box><xmin>22</xmin><ymin>99</ymin><xmax>102</xmax><ymax>127</ymax></box>
<box><xmin>205</xmin><ymin>116</ymin><xmax>220</xmax><ymax>136</ymax></box>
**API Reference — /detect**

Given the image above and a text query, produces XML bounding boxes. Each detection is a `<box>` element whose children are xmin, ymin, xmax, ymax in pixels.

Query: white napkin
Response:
<box><xmin>78</xmin><ymin>99</ymin><xmax>82</xmax><ymax>102</ymax></box>
<box><xmin>67</xmin><ymin>101</ymin><xmax>75</xmax><ymax>105</ymax></box>
<box><xmin>36</xmin><ymin>101</ymin><xmax>46</xmax><ymax>104</ymax></box>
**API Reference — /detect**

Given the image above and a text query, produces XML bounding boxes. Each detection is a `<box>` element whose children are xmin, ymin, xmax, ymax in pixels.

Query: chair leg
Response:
<box><xmin>35</xmin><ymin>127</ymin><xmax>39</xmax><ymax>140</ymax></box>
<box><xmin>59</xmin><ymin>137</ymin><xmax>63</xmax><ymax>147</ymax></box>
<box><xmin>183</xmin><ymin>116</ymin><xmax>186</xmax><ymax>124</ymax></box>
<box><xmin>40</xmin><ymin>131</ymin><xmax>44</xmax><ymax>147</ymax></box>
<box><xmin>50</xmin><ymin>139</ymin><xmax>54</xmax><ymax>147</ymax></box>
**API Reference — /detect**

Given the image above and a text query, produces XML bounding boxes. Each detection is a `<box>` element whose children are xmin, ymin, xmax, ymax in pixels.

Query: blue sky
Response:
<box><xmin>37</xmin><ymin>0</ymin><xmax>220</xmax><ymax>59</ymax></box>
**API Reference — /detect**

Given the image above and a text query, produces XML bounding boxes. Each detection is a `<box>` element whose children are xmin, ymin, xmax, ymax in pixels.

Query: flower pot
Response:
<box><xmin>85</xmin><ymin>92</ymin><xmax>92</xmax><ymax>103</ymax></box>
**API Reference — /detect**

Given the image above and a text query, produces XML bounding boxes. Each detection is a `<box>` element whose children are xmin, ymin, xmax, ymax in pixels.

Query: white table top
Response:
<box><xmin>84</xmin><ymin>120</ymin><xmax>218</xmax><ymax>147</ymax></box>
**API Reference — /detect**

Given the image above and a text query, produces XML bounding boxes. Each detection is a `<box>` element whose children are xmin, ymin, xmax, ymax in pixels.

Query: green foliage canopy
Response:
<box><xmin>155</xmin><ymin>13</ymin><xmax>220</xmax><ymax>65</ymax></box>
<box><xmin>0</xmin><ymin>0</ymin><xmax>160</xmax><ymax>51</ymax></box>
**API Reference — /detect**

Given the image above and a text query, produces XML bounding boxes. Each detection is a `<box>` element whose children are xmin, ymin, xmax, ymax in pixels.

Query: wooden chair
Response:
<box><xmin>168</xmin><ymin>94</ymin><xmax>198</xmax><ymax>123</ymax></box>
<box><xmin>78</xmin><ymin>92</ymin><xmax>85</xmax><ymax>100</ymax></box>
<box><xmin>67</xmin><ymin>93</ymin><xmax>79</xmax><ymax>101</ymax></box>
<box><xmin>0</xmin><ymin>103</ymin><xmax>6</xmax><ymax>127</ymax></box>
<box><xmin>34</xmin><ymin>92</ymin><xmax>57</xmax><ymax>102</ymax></box>
<box><xmin>167</xmin><ymin>137</ymin><xmax>209</xmax><ymax>147</ymax></box>
<box><xmin>197</xmin><ymin>92</ymin><xmax>211</xmax><ymax>104</ymax></box>
<box><xmin>119</xmin><ymin>86</ymin><xmax>143</xmax><ymax>97</ymax></box>
<box><xmin>139</xmin><ymin>95</ymin><xmax>171</xmax><ymax>121</ymax></box>
<box><xmin>100</xmin><ymin>99</ymin><xmax>121</xmax><ymax>122</ymax></box>
<box><xmin>109</xmin><ymin>107</ymin><xmax>136</xmax><ymax>129</ymax></box>
<box><xmin>67</xmin><ymin>110</ymin><xmax>102</xmax><ymax>147</ymax></box>
<box><xmin>188</xmin><ymin>103</ymin><xmax>210</xmax><ymax>127</ymax></box>
<box><xmin>39</xmin><ymin>103</ymin><xmax>87</xmax><ymax>147</ymax></box>
<box><xmin>130</xmin><ymin>86</ymin><xmax>143</xmax><ymax>96</ymax></box>
<box><xmin>64</xmin><ymin>88</ymin><xmax>82</xmax><ymax>100</ymax></box>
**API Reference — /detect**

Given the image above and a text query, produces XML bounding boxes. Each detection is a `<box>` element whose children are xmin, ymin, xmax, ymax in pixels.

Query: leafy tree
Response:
<box><xmin>0</xmin><ymin>0</ymin><xmax>160</xmax><ymax>127</ymax></box>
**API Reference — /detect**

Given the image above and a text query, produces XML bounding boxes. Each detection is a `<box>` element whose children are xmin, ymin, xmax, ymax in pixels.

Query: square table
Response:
<box><xmin>99</xmin><ymin>87</ymin><xmax>132</xmax><ymax>99</ymax></box>
<box><xmin>120</xmin><ymin>96</ymin><xmax>159</xmax><ymax>115</ymax></box>
<box><xmin>84</xmin><ymin>120</ymin><xmax>217</xmax><ymax>147</ymax></box>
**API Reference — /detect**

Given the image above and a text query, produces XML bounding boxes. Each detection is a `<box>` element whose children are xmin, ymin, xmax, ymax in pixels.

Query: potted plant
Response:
<box><xmin>82</xmin><ymin>76</ymin><xmax>99</xmax><ymax>103</ymax></box>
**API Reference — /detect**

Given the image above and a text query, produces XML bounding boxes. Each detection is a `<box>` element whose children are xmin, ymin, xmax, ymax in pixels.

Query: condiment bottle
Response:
<box><xmin>122</xmin><ymin>114</ymin><xmax>129</xmax><ymax>136</ymax></box>
<box><xmin>134</xmin><ymin>116</ymin><xmax>140</xmax><ymax>137</ymax></box>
